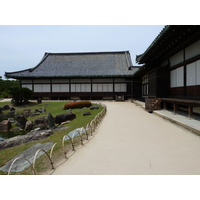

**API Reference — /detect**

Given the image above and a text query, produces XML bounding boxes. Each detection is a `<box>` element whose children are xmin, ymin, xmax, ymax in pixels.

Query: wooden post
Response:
<box><xmin>173</xmin><ymin>103</ymin><xmax>178</xmax><ymax>114</ymax></box>
<box><xmin>163</xmin><ymin>101</ymin><xmax>167</xmax><ymax>110</ymax></box>
<box><xmin>188</xmin><ymin>105</ymin><xmax>193</xmax><ymax>119</ymax></box>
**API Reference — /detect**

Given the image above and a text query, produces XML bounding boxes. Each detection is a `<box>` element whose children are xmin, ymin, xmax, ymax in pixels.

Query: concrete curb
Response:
<box><xmin>153</xmin><ymin>111</ymin><xmax>200</xmax><ymax>136</ymax></box>
<box><xmin>132</xmin><ymin>100</ymin><xmax>200</xmax><ymax>136</ymax></box>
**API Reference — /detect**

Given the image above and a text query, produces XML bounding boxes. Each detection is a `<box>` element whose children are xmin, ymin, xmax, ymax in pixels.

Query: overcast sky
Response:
<box><xmin>0</xmin><ymin>25</ymin><xmax>165</xmax><ymax>79</ymax></box>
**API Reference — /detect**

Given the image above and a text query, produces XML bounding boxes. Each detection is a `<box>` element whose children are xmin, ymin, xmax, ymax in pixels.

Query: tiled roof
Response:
<box><xmin>5</xmin><ymin>51</ymin><xmax>138</xmax><ymax>78</ymax></box>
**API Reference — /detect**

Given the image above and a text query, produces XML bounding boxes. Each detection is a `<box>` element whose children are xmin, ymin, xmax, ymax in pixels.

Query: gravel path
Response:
<box><xmin>52</xmin><ymin>101</ymin><xmax>200</xmax><ymax>175</ymax></box>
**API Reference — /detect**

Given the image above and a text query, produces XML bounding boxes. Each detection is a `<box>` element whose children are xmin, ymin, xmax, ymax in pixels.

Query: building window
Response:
<box><xmin>34</xmin><ymin>84</ymin><xmax>50</xmax><ymax>92</ymax></box>
<box><xmin>92</xmin><ymin>84</ymin><xmax>114</xmax><ymax>92</ymax></box>
<box><xmin>170</xmin><ymin>66</ymin><xmax>184</xmax><ymax>88</ymax></box>
<box><xmin>186</xmin><ymin>63</ymin><xmax>196</xmax><ymax>86</ymax></box>
<box><xmin>186</xmin><ymin>60</ymin><xmax>200</xmax><ymax>86</ymax></box>
<box><xmin>52</xmin><ymin>84</ymin><xmax>69</xmax><ymax>92</ymax></box>
<box><xmin>114</xmin><ymin>83</ymin><xmax>126</xmax><ymax>92</ymax></box>
<box><xmin>71</xmin><ymin>84</ymin><xmax>91</xmax><ymax>92</ymax></box>
<box><xmin>142</xmin><ymin>75</ymin><xmax>148</xmax><ymax>96</ymax></box>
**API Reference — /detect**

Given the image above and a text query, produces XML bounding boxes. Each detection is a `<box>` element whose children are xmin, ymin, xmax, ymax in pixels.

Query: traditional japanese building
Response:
<box><xmin>134</xmin><ymin>25</ymin><xmax>200</xmax><ymax>117</ymax></box>
<box><xmin>5</xmin><ymin>51</ymin><xmax>139</xmax><ymax>100</ymax></box>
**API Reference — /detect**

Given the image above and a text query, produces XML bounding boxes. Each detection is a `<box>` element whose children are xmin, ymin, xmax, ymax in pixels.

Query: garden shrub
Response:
<box><xmin>64</xmin><ymin>101</ymin><xmax>92</xmax><ymax>110</ymax></box>
<box><xmin>11</xmin><ymin>87</ymin><xmax>33</xmax><ymax>106</ymax></box>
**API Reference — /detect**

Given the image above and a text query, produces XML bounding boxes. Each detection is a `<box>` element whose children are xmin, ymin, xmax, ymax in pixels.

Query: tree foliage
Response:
<box><xmin>11</xmin><ymin>87</ymin><xmax>33</xmax><ymax>106</ymax></box>
<box><xmin>0</xmin><ymin>76</ymin><xmax>20</xmax><ymax>98</ymax></box>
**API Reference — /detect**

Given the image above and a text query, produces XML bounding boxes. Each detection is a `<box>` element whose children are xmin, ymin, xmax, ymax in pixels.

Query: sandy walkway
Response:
<box><xmin>52</xmin><ymin>101</ymin><xmax>200</xmax><ymax>175</ymax></box>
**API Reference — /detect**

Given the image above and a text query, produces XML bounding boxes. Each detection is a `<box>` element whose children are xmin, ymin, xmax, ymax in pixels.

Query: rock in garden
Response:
<box><xmin>10</xmin><ymin>107</ymin><xmax>16</xmax><ymax>111</ymax></box>
<box><xmin>25</xmin><ymin>120</ymin><xmax>34</xmax><ymax>130</ymax></box>
<box><xmin>40</xmin><ymin>107</ymin><xmax>46</xmax><ymax>114</ymax></box>
<box><xmin>16</xmin><ymin>113</ymin><xmax>27</xmax><ymax>129</ymax></box>
<box><xmin>0</xmin><ymin>130</ymin><xmax>54</xmax><ymax>150</ymax></box>
<box><xmin>34</xmin><ymin>117</ymin><xmax>48</xmax><ymax>130</ymax></box>
<box><xmin>55</xmin><ymin>113</ymin><xmax>76</xmax><ymax>124</ymax></box>
<box><xmin>2</xmin><ymin>105</ymin><xmax>10</xmax><ymax>110</ymax></box>
<box><xmin>47</xmin><ymin>112</ymin><xmax>55</xmax><ymax>129</ymax></box>
<box><xmin>26</xmin><ymin>129</ymin><xmax>53</xmax><ymax>140</ymax></box>
<box><xmin>34</xmin><ymin>117</ymin><xmax>46</xmax><ymax>125</ymax></box>
<box><xmin>35</xmin><ymin>107</ymin><xmax>46</xmax><ymax>113</ymax></box>
<box><xmin>0</xmin><ymin>120</ymin><xmax>11</xmax><ymax>132</ymax></box>
<box><xmin>90</xmin><ymin>105</ymin><xmax>99</xmax><ymax>110</ymax></box>
<box><xmin>83</xmin><ymin>112</ymin><xmax>91</xmax><ymax>116</ymax></box>
<box><xmin>8</xmin><ymin>111</ymin><xmax>15</xmax><ymax>116</ymax></box>
<box><xmin>61</xmin><ymin>120</ymin><xmax>71</xmax><ymax>125</ymax></box>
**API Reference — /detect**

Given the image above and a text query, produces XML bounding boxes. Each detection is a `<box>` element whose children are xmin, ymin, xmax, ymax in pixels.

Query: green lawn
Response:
<box><xmin>0</xmin><ymin>101</ymin><xmax>103</xmax><ymax>175</ymax></box>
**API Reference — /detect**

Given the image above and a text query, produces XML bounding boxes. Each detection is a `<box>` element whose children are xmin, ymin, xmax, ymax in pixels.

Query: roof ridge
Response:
<box><xmin>45</xmin><ymin>51</ymin><xmax>129</xmax><ymax>55</ymax></box>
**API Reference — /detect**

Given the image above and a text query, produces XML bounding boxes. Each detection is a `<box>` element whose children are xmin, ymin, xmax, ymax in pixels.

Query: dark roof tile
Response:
<box><xmin>5</xmin><ymin>51</ymin><xmax>138</xmax><ymax>78</ymax></box>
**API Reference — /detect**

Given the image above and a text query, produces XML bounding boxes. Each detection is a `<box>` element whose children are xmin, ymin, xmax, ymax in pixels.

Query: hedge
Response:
<box><xmin>64</xmin><ymin>101</ymin><xmax>92</xmax><ymax>110</ymax></box>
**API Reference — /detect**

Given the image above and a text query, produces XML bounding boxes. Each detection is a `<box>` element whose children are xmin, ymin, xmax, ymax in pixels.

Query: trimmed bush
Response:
<box><xmin>11</xmin><ymin>87</ymin><xmax>33</xmax><ymax>106</ymax></box>
<box><xmin>64</xmin><ymin>101</ymin><xmax>92</xmax><ymax>110</ymax></box>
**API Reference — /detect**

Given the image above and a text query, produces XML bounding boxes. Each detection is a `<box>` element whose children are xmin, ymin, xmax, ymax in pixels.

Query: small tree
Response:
<box><xmin>11</xmin><ymin>87</ymin><xmax>33</xmax><ymax>106</ymax></box>
<box><xmin>0</xmin><ymin>76</ymin><xmax>20</xmax><ymax>98</ymax></box>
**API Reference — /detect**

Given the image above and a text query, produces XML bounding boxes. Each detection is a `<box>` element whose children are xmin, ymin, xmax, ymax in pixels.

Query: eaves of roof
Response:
<box><xmin>136</xmin><ymin>25</ymin><xmax>170</xmax><ymax>64</ymax></box>
<box><xmin>136</xmin><ymin>25</ymin><xmax>200</xmax><ymax>64</ymax></box>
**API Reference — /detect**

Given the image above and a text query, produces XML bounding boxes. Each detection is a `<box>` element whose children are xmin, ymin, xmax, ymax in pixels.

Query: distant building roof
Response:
<box><xmin>5</xmin><ymin>51</ymin><xmax>139</xmax><ymax>79</ymax></box>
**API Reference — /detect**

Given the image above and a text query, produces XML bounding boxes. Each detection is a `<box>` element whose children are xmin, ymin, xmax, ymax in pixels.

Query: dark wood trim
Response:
<box><xmin>50</xmin><ymin>79</ymin><xmax>52</xmax><ymax>94</ymax></box>
<box><xmin>113</xmin><ymin>78</ymin><xmax>115</xmax><ymax>93</ymax></box>
<box><xmin>170</xmin><ymin>54</ymin><xmax>200</xmax><ymax>71</ymax></box>
<box><xmin>170</xmin><ymin>87</ymin><xmax>185</xmax><ymax>97</ymax></box>
<box><xmin>69</xmin><ymin>79</ymin><xmax>71</xmax><ymax>93</ymax></box>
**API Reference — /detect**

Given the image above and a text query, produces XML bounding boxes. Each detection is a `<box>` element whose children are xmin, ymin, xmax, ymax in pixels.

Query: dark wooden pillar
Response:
<box><xmin>188</xmin><ymin>105</ymin><xmax>193</xmax><ymax>119</ymax></box>
<box><xmin>163</xmin><ymin>101</ymin><xmax>167</xmax><ymax>110</ymax></box>
<box><xmin>173</xmin><ymin>104</ymin><xmax>178</xmax><ymax>114</ymax></box>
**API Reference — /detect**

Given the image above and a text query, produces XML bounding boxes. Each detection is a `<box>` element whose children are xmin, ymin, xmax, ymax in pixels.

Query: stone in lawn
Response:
<box><xmin>2</xmin><ymin>105</ymin><xmax>10</xmax><ymax>110</ymax></box>
<box><xmin>0</xmin><ymin>120</ymin><xmax>11</xmax><ymax>132</ymax></box>
<box><xmin>90</xmin><ymin>105</ymin><xmax>99</xmax><ymax>110</ymax></box>
<box><xmin>47</xmin><ymin>112</ymin><xmax>55</xmax><ymax>129</ymax></box>
<box><xmin>55</xmin><ymin>113</ymin><xmax>76</xmax><ymax>125</ymax></box>
<box><xmin>83</xmin><ymin>112</ymin><xmax>91</xmax><ymax>116</ymax></box>
<box><xmin>25</xmin><ymin>121</ymin><xmax>34</xmax><ymax>130</ymax></box>
<box><xmin>0</xmin><ymin>130</ymin><xmax>54</xmax><ymax>150</ymax></box>
<box><xmin>34</xmin><ymin>117</ymin><xmax>48</xmax><ymax>130</ymax></box>
<box><xmin>16</xmin><ymin>113</ymin><xmax>27</xmax><ymax>129</ymax></box>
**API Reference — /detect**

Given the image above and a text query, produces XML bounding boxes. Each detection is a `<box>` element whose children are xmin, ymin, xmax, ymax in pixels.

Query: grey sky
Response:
<box><xmin>0</xmin><ymin>25</ymin><xmax>165</xmax><ymax>79</ymax></box>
